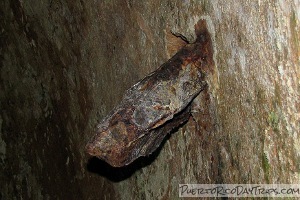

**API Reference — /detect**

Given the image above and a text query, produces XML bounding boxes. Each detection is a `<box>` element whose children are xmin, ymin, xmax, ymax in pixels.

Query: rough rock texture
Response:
<box><xmin>86</xmin><ymin>22</ymin><xmax>213</xmax><ymax>167</ymax></box>
<box><xmin>0</xmin><ymin>0</ymin><xmax>299</xmax><ymax>199</ymax></box>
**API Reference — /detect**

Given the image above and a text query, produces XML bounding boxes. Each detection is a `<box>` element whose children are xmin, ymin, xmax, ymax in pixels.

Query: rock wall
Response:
<box><xmin>1</xmin><ymin>0</ymin><xmax>299</xmax><ymax>199</ymax></box>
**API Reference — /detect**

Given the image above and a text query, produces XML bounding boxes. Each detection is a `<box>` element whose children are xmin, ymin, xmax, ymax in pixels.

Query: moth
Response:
<box><xmin>86</xmin><ymin>20</ymin><xmax>214</xmax><ymax>167</ymax></box>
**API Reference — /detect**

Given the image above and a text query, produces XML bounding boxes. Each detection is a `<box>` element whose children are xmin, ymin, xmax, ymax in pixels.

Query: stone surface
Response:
<box><xmin>0</xmin><ymin>0</ymin><xmax>299</xmax><ymax>199</ymax></box>
<box><xmin>86</xmin><ymin>21</ymin><xmax>213</xmax><ymax>167</ymax></box>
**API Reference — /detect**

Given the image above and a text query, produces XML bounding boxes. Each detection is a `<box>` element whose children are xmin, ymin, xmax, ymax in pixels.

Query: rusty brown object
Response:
<box><xmin>86</xmin><ymin>20</ymin><xmax>214</xmax><ymax>167</ymax></box>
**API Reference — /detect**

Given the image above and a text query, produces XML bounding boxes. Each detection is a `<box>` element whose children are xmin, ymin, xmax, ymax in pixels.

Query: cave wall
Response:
<box><xmin>1</xmin><ymin>0</ymin><xmax>299</xmax><ymax>199</ymax></box>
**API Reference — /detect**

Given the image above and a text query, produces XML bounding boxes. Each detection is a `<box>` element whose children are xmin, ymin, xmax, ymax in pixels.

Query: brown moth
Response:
<box><xmin>86</xmin><ymin>20</ymin><xmax>214</xmax><ymax>167</ymax></box>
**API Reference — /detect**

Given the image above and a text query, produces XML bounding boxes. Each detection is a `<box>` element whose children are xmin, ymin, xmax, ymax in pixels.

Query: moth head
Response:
<box><xmin>86</xmin><ymin>119</ymin><xmax>139</xmax><ymax>167</ymax></box>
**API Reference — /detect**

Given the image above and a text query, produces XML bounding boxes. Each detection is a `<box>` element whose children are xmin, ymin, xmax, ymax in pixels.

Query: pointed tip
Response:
<box><xmin>194</xmin><ymin>19</ymin><xmax>210</xmax><ymax>43</ymax></box>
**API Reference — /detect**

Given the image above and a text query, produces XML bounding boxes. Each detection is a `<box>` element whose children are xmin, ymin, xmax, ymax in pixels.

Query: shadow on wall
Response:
<box><xmin>86</xmin><ymin>140</ymin><xmax>163</xmax><ymax>182</ymax></box>
<box><xmin>85</xmin><ymin>125</ymin><xmax>182</xmax><ymax>182</ymax></box>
